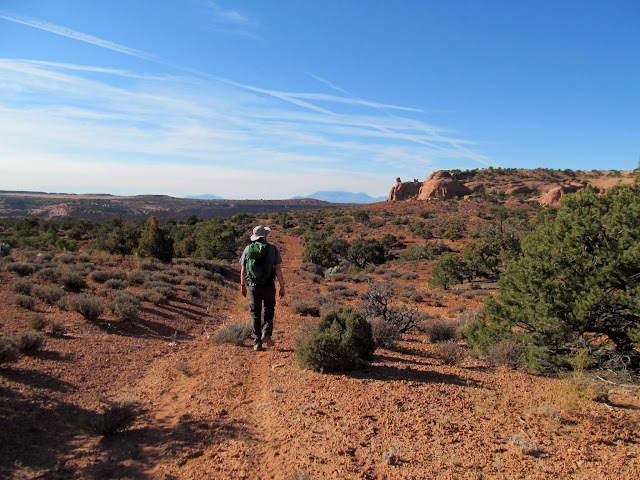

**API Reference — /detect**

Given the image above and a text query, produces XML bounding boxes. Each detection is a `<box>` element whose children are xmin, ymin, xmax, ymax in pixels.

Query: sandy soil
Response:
<box><xmin>1</xmin><ymin>232</ymin><xmax>639</xmax><ymax>479</ymax></box>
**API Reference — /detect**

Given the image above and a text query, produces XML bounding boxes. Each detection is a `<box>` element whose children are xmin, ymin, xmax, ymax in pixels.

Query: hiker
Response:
<box><xmin>240</xmin><ymin>225</ymin><xmax>286</xmax><ymax>351</ymax></box>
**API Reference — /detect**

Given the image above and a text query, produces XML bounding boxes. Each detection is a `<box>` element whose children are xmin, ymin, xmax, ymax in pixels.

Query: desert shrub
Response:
<box><xmin>103</xmin><ymin>279</ymin><xmax>127</xmax><ymax>290</ymax></box>
<box><xmin>186</xmin><ymin>285</ymin><xmax>200</xmax><ymax>297</ymax></box>
<box><xmin>485</xmin><ymin>339</ymin><xmax>525</xmax><ymax>368</ymax></box>
<box><xmin>0</xmin><ymin>336</ymin><xmax>20</xmax><ymax>363</ymax></box>
<box><xmin>56</xmin><ymin>254</ymin><xmax>76</xmax><ymax>264</ymax></box>
<box><xmin>59</xmin><ymin>272</ymin><xmax>87</xmax><ymax>291</ymax></box>
<box><xmin>15</xmin><ymin>294</ymin><xmax>36</xmax><ymax>310</ymax></box>
<box><xmin>330</xmin><ymin>287</ymin><xmax>358</xmax><ymax>298</ymax></box>
<box><xmin>301</xmin><ymin>235</ymin><xmax>349</xmax><ymax>268</ymax></box>
<box><xmin>361</xmin><ymin>282</ymin><xmax>424</xmax><ymax>333</ymax></box>
<box><xmin>128</xmin><ymin>270</ymin><xmax>149</xmax><ymax>285</ymax></box>
<box><xmin>423</xmin><ymin>318</ymin><xmax>460</xmax><ymax>343</ymax></box>
<box><xmin>291</xmin><ymin>297</ymin><xmax>321</xmax><ymax>317</ymax></box>
<box><xmin>326</xmin><ymin>283</ymin><xmax>347</xmax><ymax>292</ymax></box>
<box><xmin>27</xmin><ymin>314</ymin><xmax>47</xmax><ymax>331</ymax></box>
<box><xmin>382</xmin><ymin>269</ymin><xmax>402</xmax><ymax>280</ymax></box>
<box><xmin>112</xmin><ymin>293</ymin><xmax>140</xmax><ymax>322</ymax></box>
<box><xmin>346</xmin><ymin>237</ymin><xmax>388</xmax><ymax>268</ymax></box>
<box><xmin>143</xmin><ymin>280</ymin><xmax>174</xmax><ymax>296</ymax></box>
<box><xmin>69</xmin><ymin>294</ymin><xmax>104</xmax><ymax>320</ymax></box>
<box><xmin>6</xmin><ymin>331</ymin><xmax>45</xmax><ymax>352</ymax></box>
<box><xmin>205</xmin><ymin>283</ymin><xmax>220</xmax><ymax>298</ymax></box>
<box><xmin>213</xmin><ymin>322</ymin><xmax>252</xmax><ymax>346</ymax></box>
<box><xmin>139</xmin><ymin>259</ymin><xmax>162</xmax><ymax>271</ymax></box>
<box><xmin>33</xmin><ymin>285</ymin><xmax>64</xmax><ymax>305</ymax></box>
<box><xmin>36</xmin><ymin>267</ymin><xmax>63</xmax><ymax>280</ymax></box>
<box><xmin>6</xmin><ymin>262</ymin><xmax>37</xmax><ymax>276</ymax></box>
<box><xmin>296</xmin><ymin>307</ymin><xmax>375</xmax><ymax>371</ymax></box>
<box><xmin>301</xmin><ymin>262</ymin><xmax>325</xmax><ymax>277</ymax></box>
<box><xmin>433</xmin><ymin>340</ymin><xmax>465</xmax><ymax>365</ymax></box>
<box><xmin>46</xmin><ymin>320</ymin><xmax>66</xmax><ymax>335</ymax></box>
<box><xmin>10</xmin><ymin>278</ymin><xmax>33</xmax><ymax>295</ymax></box>
<box><xmin>369</xmin><ymin>317</ymin><xmax>402</xmax><ymax>350</ymax></box>
<box><xmin>99</xmin><ymin>400</ymin><xmax>141</xmax><ymax>435</ymax></box>
<box><xmin>89</xmin><ymin>269</ymin><xmax>127</xmax><ymax>283</ymax></box>
<box><xmin>181</xmin><ymin>278</ymin><xmax>198</xmax><ymax>286</ymax></box>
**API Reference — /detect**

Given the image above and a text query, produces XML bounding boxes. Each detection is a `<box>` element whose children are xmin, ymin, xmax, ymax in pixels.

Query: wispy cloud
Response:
<box><xmin>0</xmin><ymin>11</ymin><xmax>159</xmax><ymax>62</ymax></box>
<box><xmin>200</xmin><ymin>1</ymin><xmax>259</xmax><ymax>37</ymax></box>
<box><xmin>0</xmin><ymin>12</ymin><xmax>489</xmax><ymax>197</ymax></box>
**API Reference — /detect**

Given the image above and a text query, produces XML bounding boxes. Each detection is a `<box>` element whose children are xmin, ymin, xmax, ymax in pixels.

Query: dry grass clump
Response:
<box><xmin>103</xmin><ymin>279</ymin><xmax>127</xmax><ymax>290</ymax></box>
<box><xmin>422</xmin><ymin>318</ymin><xmax>460</xmax><ymax>343</ymax></box>
<box><xmin>10</xmin><ymin>278</ymin><xmax>33</xmax><ymax>295</ymax></box>
<box><xmin>510</xmin><ymin>433</ymin><xmax>543</xmax><ymax>456</ymax></box>
<box><xmin>291</xmin><ymin>297</ymin><xmax>321</xmax><ymax>317</ymax></box>
<box><xmin>98</xmin><ymin>400</ymin><xmax>142</xmax><ymax>435</ymax></box>
<box><xmin>369</xmin><ymin>317</ymin><xmax>402</xmax><ymax>350</ymax></box>
<box><xmin>433</xmin><ymin>340</ymin><xmax>466</xmax><ymax>365</ymax></box>
<box><xmin>32</xmin><ymin>285</ymin><xmax>65</xmax><ymax>305</ymax></box>
<box><xmin>186</xmin><ymin>285</ymin><xmax>200</xmax><ymax>297</ymax></box>
<box><xmin>14</xmin><ymin>294</ymin><xmax>36</xmax><ymax>310</ymax></box>
<box><xmin>212</xmin><ymin>322</ymin><xmax>252</xmax><ymax>346</ymax></box>
<box><xmin>486</xmin><ymin>339</ymin><xmax>525</xmax><ymax>368</ymax></box>
<box><xmin>68</xmin><ymin>294</ymin><xmax>104</xmax><ymax>320</ymax></box>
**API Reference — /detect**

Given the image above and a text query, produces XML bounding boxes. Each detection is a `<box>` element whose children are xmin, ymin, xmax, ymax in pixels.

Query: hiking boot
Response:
<box><xmin>262</xmin><ymin>334</ymin><xmax>275</xmax><ymax>348</ymax></box>
<box><xmin>253</xmin><ymin>342</ymin><xmax>264</xmax><ymax>351</ymax></box>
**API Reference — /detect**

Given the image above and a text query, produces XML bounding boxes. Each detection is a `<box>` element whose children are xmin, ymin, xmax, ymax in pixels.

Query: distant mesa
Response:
<box><xmin>292</xmin><ymin>191</ymin><xmax>387</xmax><ymax>204</ymax></box>
<box><xmin>185</xmin><ymin>194</ymin><xmax>224</xmax><ymax>200</ymax></box>
<box><xmin>388</xmin><ymin>168</ymin><xmax>634</xmax><ymax>206</ymax></box>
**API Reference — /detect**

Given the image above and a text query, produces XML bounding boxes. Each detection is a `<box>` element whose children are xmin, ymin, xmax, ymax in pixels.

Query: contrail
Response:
<box><xmin>0</xmin><ymin>10</ymin><xmax>159</xmax><ymax>62</ymax></box>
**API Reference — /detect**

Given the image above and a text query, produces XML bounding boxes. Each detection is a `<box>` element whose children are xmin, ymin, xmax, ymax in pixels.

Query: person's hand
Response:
<box><xmin>241</xmin><ymin>285</ymin><xmax>247</xmax><ymax>297</ymax></box>
<box><xmin>279</xmin><ymin>285</ymin><xmax>285</xmax><ymax>298</ymax></box>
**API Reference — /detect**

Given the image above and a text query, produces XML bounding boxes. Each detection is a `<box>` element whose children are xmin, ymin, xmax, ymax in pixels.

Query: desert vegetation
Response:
<box><xmin>0</xmin><ymin>168</ymin><xmax>638</xmax><ymax>479</ymax></box>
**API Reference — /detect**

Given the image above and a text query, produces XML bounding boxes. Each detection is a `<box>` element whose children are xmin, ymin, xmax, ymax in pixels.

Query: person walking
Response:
<box><xmin>240</xmin><ymin>225</ymin><xmax>286</xmax><ymax>351</ymax></box>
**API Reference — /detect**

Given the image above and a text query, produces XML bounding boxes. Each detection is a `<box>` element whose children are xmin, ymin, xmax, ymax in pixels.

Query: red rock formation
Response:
<box><xmin>538</xmin><ymin>184</ymin><xmax>584</xmax><ymax>206</ymax></box>
<box><xmin>388</xmin><ymin>177</ymin><xmax>422</xmax><ymax>201</ymax></box>
<box><xmin>417</xmin><ymin>171</ymin><xmax>471</xmax><ymax>200</ymax></box>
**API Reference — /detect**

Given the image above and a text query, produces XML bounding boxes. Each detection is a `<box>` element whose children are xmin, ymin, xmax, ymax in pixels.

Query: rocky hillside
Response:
<box><xmin>388</xmin><ymin>168</ymin><xmax>636</xmax><ymax>205</ymax></box>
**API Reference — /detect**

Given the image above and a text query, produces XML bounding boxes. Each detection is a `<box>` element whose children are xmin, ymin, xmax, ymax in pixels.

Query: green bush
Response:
<box><xmin>466</xmin><ymin>184</ymin><xmax>640</xmax><ymax>369</ymax></box>
<box><xmin>296</xmin><ymin>307</ymin><xmax>374</xmax><ymax>371</ymax></box>
<box><xmin>428</xmin><ymin>254</ymin><xmax>464</xmax><ymax>290</ymax></box>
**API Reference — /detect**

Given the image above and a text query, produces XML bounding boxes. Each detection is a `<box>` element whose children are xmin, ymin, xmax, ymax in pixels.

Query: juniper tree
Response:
<box><xmin>138</xmin><ymin>217</ymin><xmax>173</xmax><ymax>262</ymax></box>
<box><xmin>466</xmin><ymin>184</ymin><xmax>640</xmax><ymax>369</ymax></box>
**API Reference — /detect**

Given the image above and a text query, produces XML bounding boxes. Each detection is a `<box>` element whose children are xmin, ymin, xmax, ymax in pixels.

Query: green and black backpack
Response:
<box><xmin>245</xmin><ymin>243</ymin><xmax>275</xmax><ymax>285</ymax></box>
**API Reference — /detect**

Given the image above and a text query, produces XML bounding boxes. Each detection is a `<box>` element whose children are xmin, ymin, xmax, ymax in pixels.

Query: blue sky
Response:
<box><xmin>0</xmin><ymin>1</ymin><xmax>638</xmax><ymax>199</ymax></box>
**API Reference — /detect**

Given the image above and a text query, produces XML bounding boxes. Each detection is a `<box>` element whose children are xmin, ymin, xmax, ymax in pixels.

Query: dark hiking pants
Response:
<box><xmin>248</xmin><ymin>283</ymin><xmax>276</xmax><ymax>344</ymax></box>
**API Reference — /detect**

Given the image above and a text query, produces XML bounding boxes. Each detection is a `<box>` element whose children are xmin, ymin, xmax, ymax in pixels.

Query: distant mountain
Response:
<box><xmin>185</xmin><ymin>194</ymin><xmax>224</xmax><ymax>200</ymax></box>
<box><xmin>293</xmin><ymin>191</ymin><xmax>386</xmax><ymax>204</ymax></box>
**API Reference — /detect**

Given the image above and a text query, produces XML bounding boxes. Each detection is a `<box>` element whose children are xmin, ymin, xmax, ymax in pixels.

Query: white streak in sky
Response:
<box><xmin>0</xmin><ymin>11</ymin><xmax>159</xmax><ymax>62</ymax></box>
<box><xmin>307</xmin><ymin>73</ymin><xmax>348</xmax><ymax>94</ymax></box>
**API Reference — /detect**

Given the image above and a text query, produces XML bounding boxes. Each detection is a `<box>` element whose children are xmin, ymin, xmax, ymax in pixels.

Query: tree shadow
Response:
<box><xmin>1</xmin><ymin>367</ymin><xmax>76</xmax><ymax>392</ymax></box>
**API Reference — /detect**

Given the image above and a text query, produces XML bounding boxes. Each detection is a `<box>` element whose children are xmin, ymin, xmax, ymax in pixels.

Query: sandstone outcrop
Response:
<box><xmin>538</xmin><ymin>184</ymin><xmax>584</xmax><ymax>206</ymax></box>
<box><xmin>417</xmin><ymin>171</ymin><xmax>471</xmax><ymax>200</ymax></box>
<box><xmin>388</xmin><ymin>177</ymin><xmax>422</xmax><ymax>201</ymax></box>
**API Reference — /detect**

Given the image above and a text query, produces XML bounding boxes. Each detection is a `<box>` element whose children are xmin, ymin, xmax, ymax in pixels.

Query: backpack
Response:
<box><xmin>245</xmin><ymin>243</ymin><xmax>275</xmax><ymax>285</ymax></box>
